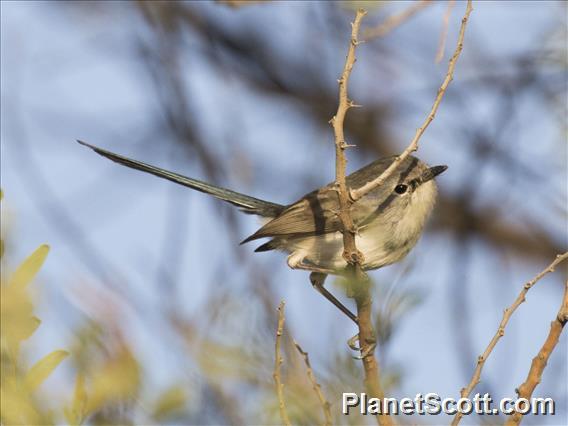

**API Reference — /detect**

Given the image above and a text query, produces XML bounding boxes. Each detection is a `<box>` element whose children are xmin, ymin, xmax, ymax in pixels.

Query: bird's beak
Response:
<box><xmin>421</xmin><ymin>165</ymin><xmax>448</xmax><ymax>183</ymax></box>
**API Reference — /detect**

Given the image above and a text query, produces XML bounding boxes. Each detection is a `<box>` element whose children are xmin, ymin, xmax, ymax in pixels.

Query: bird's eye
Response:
<box><xmin>394</xmin><ymin>184</ymin><xmax>408</xmax><ymax>195</ymax></box>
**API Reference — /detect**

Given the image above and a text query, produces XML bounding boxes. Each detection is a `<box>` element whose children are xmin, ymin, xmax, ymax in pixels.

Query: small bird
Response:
<box><xmin>78</xmin><ymin>140</ymin><xmax>446</xmax><ymax>322</ymax></box>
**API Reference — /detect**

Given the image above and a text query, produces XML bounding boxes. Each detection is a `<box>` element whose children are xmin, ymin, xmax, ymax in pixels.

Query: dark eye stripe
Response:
<box><xmin>397</xmin><ymin>157</ymin><xmax>419</xmax><ymax>182</ymax></box>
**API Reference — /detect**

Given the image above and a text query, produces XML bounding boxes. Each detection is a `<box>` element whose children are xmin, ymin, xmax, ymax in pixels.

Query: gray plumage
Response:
<box><xmin>78</xmin><ymin>141</ymin><xmax>446</xmax><ymax>273</ymax></box>
<box><xmin>77</xmin><ymin>140</ymin><xmax>283</xmax><ymax>218</ymax></box>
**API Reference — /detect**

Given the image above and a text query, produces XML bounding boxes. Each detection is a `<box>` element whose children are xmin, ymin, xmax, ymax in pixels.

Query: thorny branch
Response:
<box><xmin>350</xmin><ymin>0</ymin><xmax>473</xmax><ymax>202</ymax></box>
<box><xmin>505</xmin><ymin>278</ymin><xmax>568</xmax><ymax>425</ymax></box>
<box><xmin>329</xmin><ymin>3</ymin><xmax>473</xmax><ymax>425</ymax></box>
<box><xmin>331</xmin><ymin>8</ymin><xmax>367</xmax><ymax>268</ymax></box>
<box><xmin>273</xmin><ymin>301</ymin><xmax>291</xmax><ymax>426</ymax></box>
<box><xmin>451</xmin><ymin>252</ymin><xmax>568</xmax><ymax>426</ymax></box>
<box><xmin>294</xmin><ymin>342</ymin><xmax>332</xmax><ymax>426</ymax></box>
<box><xmin>330</xmin><ymin>8</ymin><xmax>393</xmax><ymax>426</ymax></box>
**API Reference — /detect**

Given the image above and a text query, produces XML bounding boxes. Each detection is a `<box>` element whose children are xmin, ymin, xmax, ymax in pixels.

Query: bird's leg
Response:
<box><xmin>359</xmin><ymin>338</ymin><xmax>377</xmax><ymax>359</ymax></box>
<box><xmin>349</xmin><ymin>334</ymin><xmax>377</xmax><ymax>360</ymax></box>
<box><xmin>310</xmin><ymin>272</ymin><xmax>374</xmax><ymax>357</ymax></box>
<box><xmin>288</xmin><ymin>256</ymin><xmax>375</xmax><ymax>357</ymax></box>
<box><xmin>309</xmin><ymin>272</ymin><xmax>358</xmax><ymax>325</ymax></box>
<box><xmin>287</xmin><ymin>254</ymin><xmax>358</xmax><ymax>324</ymax></box>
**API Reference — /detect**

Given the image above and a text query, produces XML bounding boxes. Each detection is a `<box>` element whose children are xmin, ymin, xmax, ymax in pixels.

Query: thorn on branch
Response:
<box><xmin>340</xmin><ymin>141</ymin><xmax>356</xmax><ymax>149</ymax></box>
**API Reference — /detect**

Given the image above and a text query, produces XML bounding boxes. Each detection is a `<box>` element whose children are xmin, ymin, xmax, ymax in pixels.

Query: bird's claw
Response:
<box><xmin>348</xmin><ymin>333</ymin><xmax>361</xmax><ymax>351</ymax></box>
<box><xmin>348</xmin><ymin>333</ymin><xmax>377</xmax><ymax>360</ymax></box>
<box><xmin>354</xmin><ymin>340</ymin><xmax>377</xmax><ymax>360</ymax></box>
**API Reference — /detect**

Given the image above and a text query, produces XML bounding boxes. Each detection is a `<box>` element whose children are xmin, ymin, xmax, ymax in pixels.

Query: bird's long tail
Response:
<box><xmin>77</xmin><ymin>140</ymin><xmax>285</xmax><ymax>217</ymax></box>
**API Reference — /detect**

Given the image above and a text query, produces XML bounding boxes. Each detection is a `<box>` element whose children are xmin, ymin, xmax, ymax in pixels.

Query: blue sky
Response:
<box><xmin>1</xmin><ymin>1</ymin><xmax>566</xmax><ymax>424</ymax></box>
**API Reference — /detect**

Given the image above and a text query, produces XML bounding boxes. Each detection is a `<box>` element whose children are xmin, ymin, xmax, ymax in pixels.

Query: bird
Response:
<box><xmin>77</xmin><ymin>140</ymin><xmax>446</xmax><ymax>323</ymax></box>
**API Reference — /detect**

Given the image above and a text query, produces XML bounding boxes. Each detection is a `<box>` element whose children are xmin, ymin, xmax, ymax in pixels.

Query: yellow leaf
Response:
<box><xmin>25</xmin><ymin>350</ymin><xmax>69</xmax><ymax>391</ymax></box>
<box><xmin>64</xmin><ymin>373</ymin><xmax>87</xmax><ymax>425</ymax></box>
<box><xmin>9</xmin><ymin>316</ymin><xmax>41</xmax><ymax>343</ymax></box>
<box><xmin>0</xmin><ymin>376</ymin><xmax>43</xmax><ymax>425</ymax></box>
<box><xmin>152</xmin><ymin>385</ymin><xmax>187</xmax><ymax>421</ymax></box>
<box><xmin>63</xmin><ymin>407</ymin><xmax>74</xmax><ymax>425</ymax></box>
<box><xmin>86</xmin><ymin>349</ymin><xmax>140</xmax><ymax>414</ymax></box>
<box><xmin>8</xmin><ymin>244</ymin><xmax>50</xmax><ymax>290</ymax></box>
<box><xmin>0</xmin><ymin>285</ymin><xmax>38</xmax><ymax>354</ymax></box>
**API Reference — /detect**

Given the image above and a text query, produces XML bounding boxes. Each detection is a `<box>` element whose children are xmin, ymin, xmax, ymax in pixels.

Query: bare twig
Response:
<box><xmin>435</xmin><ymin>0</ymin><xmax>455</xmax><ymax>63</ymax></box>
<box><xmin>273</xmin><ymin>301</ymin><xmax>291</xmax><ymax>426</ymax></box>
<box><xmin>363</xmin><ymin>0</ymin><xmax>432</xmax><ymax>41</ymax></box>
<box><xmin>294</xmin><ymin>342</ymin><xmax>332</xmax><ymax>426</ymax></box>
<box><xmin>330</xmin><ymin>9</ymin><xmax>393</xmax><ymax>426</ymax></box>
<box><xmin>351</xmin><ymin>0</ymin><xmax>473</xmax><ymax>202</ymax></box>
<box><xmin>451</xmin><ymin>252</ymin><xmax>568</xmax><ymax>426</ymax></box>
<box><xmin>505</xmin><ymin>279</ymin><xmax>568</xmax><ymax>425</ymax></box>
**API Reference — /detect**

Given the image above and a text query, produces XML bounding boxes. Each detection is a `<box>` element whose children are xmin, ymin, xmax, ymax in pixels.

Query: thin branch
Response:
<box><xmin>273</xmin><ymin>301</ymin><xmax>291</xmax><ymax>426</ymax></box>
<box><xmin>330</xmin><ymin>9</ymin><xmax>393</xmax><ymax>426</ymax></box>
<box><xmin>294</xmin><ymin>342</ymin><xmax>332</xmax><ymax>426</ymax></box>
<box><xmin>451</xmin><ymin>252</ymin><xmax>568</xmax><ymax>426</ymax></box>
<box><xmin>435</xmin><ymin>0</ymin><xmax>455</xmax><ymax>63</ymax></box>
<box><xmin>363</xmin><ymin>0</ymin><xmax>432</xmax><ymax>41</ymax></box>
<box><xmin>505</xmin><ymin>279</ymin><xmax>568</xmax><ymax>425</ymax></box>
<box><xmin>350</xmin><ymin>0</ymin><xmax>473</xmax><ymax>202</ymax></box>
<box><xmin>330</xmin><ymin>7</ymin><xmax>367</xmax><ymax>267</ymax></box>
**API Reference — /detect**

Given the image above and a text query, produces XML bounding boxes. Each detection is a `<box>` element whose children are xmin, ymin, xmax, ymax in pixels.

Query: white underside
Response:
<box><xmin>281</xmin><ymin>179</ymin><xmax>437</xmax><ymax>271</ymax></box>
<box><xmin>283</xmin><ymin>222</ymin><xmax>410</xmax><ymax>271</ymax></box>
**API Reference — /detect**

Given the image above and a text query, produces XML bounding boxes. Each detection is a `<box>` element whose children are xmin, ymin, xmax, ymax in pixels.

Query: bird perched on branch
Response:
<box><xmin>78</xmin><ymin>140</ymin><xmax>446</xmax><ymax>323</ymax></box>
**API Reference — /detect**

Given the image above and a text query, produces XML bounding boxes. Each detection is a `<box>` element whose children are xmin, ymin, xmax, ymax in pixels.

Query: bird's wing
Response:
<box><xmin>241</xmin><ymin>156</ymin><xmax>414</xmax><ymax>244</ymax></box>
<box><xmin>241</xmin><ymin>187</ymin><xmax>343</xmax><ymax>243</ymax></box>
<box><xmin>240</xmin><ymin>187</ymin><xmax>381</xmax><ymax>243</ymax></box>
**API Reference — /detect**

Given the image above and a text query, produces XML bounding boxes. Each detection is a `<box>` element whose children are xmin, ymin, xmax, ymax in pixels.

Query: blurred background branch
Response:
<box><xmin>1</xmin><ymin>1</ymin><xmax>566</xmax><ymax>424</ymax></box>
